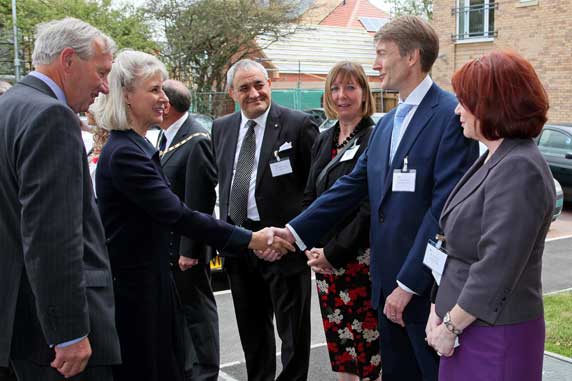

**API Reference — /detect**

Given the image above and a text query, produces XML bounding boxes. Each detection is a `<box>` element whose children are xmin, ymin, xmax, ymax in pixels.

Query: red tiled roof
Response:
<box><xmin>320</xmin><ymin>0</ymin><xmax>388</xmax><ymax>29</ymax></box>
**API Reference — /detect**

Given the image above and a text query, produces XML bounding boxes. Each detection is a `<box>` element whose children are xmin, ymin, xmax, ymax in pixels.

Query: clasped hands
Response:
<box><xmin>249</xmin><ymin>227</ymin><xmax>297</xmax><ymax>261</ymax></box>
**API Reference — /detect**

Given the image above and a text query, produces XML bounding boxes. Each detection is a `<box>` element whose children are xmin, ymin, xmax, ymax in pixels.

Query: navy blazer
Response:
<box><xmin>290</xmin><ymin>83</ymin><xmax>479</xmax><ymax>321</ymax></box>
<box><xmin>96</xmin><ymin>129</ymin><xmax>251</xmax><ymax>270</ymax></box>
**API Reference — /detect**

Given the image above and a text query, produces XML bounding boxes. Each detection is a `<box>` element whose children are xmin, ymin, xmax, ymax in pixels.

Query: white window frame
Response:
<box><xmin>456</xmin><ymin>0</ymin><xmax>495</xmax><ymax>41</ymax></box>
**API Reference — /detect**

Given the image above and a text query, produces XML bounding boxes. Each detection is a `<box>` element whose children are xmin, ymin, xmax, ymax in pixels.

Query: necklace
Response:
<box><xmin>333</xmin><ymin>123</ymin><xmax>362</xmax><ymax>149</ymax></box>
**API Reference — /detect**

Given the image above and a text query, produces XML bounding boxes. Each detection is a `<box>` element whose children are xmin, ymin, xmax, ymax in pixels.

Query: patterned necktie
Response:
<box><xmin>389</xmin><ymin>103</ymin><xmax>414</xmax><ymax>163</ymax></box>
<box><xmin>158</xmin><ymin>133</ymin><xmax>167</xmax><ymax>152</ymax></box>
<box><xmin>229</xmin><ymin>120</ymin><xmax>257</xmax><ymax>226</ymax></box>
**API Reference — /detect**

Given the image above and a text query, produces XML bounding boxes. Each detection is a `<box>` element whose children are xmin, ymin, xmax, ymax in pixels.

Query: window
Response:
<box><xmin>538</xmin><ymin>130</ymin><xmax>572</xmax><ymax>152</ymax></box>
<box><xmin>454</xmin><ymin>0</ymin><xmax>496</xmax><ymax>41</ymax></box>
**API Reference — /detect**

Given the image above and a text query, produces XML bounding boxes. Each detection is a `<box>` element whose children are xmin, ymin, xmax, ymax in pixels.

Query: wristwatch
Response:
<box><xmin>443</xmin><ymin>312</ymin><xmax>463</xmax><ymax>336</ymax></box>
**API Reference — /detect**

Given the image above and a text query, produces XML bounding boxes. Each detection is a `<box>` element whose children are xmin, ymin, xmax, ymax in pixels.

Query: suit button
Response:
<box><xmin>170</xmin><ymin>231</ymin><xmax>174</xmax><ymax>235</ymax></box>
<box><xmin>379</xmin><ymin>213</ymin><xmax>384</xmax><ymax>223</ymax></box>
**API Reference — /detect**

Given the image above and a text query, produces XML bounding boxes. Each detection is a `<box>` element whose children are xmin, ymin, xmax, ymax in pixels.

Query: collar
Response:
<box><xmin>126</xmin><ymin>129</ymin><xmax>158</xmax><ymax>159</ymax></box>
<box><xmin>399</xmin><ymin>75</ymin><xmax>433</xmax><ymax>106</ymax></box>
<box><xmin>163</xmin><ymin>112</ymin><xmax>189</xmax><ymax>143</ymax></box>
<box><xmin>240</xmin><ymin>105</ymin><xmax>271</xmax><ymax>129</ymax></box>
<box><xmin>29</xmin><ymin>71</ymin><xmax>68</xmax><ymax>105</ymax></box>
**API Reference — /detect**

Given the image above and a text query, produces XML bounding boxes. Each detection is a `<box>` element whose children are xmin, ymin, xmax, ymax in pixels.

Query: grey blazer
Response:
<box><xmin>435</xmin><ymin>138</ymin><xmax>555</xmax><ymax>325</ymax></box>
<box><xmin>0</xmin><ymin>75</ymin><xmax>120</xmax><ymax>366</ymax></box>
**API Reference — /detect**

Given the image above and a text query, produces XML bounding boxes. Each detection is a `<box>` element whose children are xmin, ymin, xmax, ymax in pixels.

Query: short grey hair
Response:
<box><xmin>226</xmin><ymin>59</ymin><xmax>269</xmax><ymax>91</ymax></box>
<box><xmin>100</xmin><ymin>49</ymin><xmax>168</xmax><ymax>131</ymax></box>
<box><xmin>0</xmin><ymin>80</ymin><xmax>11</xmax><ymax>95</ymax></box>
<box><xmin>163</xmin><ymin>80</ymin><xmax>191</xmax><ymax>113</ymax></box>
<box><xmin>32</xmin><ymin>17</ymin><xmax>116</xmax><ymax>66</ymax></box>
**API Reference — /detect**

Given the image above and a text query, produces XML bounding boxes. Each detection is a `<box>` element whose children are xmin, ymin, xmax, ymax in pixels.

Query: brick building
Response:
<box><xmin>431</xmin><ymin>0</ymin><xmax>572</xmax><ymax>123</ymax></box>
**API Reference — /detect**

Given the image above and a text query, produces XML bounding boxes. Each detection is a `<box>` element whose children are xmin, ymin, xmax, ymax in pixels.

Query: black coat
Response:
<box><xmin>212</xmin><ymin>102</ymin><xmax>319</xmax><ymax>274</ymax></box>
<box><xmin>303</xmin><ymin>118</ymin><xmax>374</xmax><ymax>267</ymax></box>
<box><xmin>161</xmin><ymin>116</ymin><xmax>217</xmax><ymax>263</ymax></box>
<box><xmin>96</xmin><ymin>129</ymin><xmax>250</xmax><ymax>381</ymax></box>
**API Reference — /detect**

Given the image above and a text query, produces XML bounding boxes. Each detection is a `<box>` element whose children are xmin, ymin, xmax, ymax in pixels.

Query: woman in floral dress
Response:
<box><xmin>304</xmin><ymin>61</ymin><xmax>381</xmax><ymax>381</ymax></box>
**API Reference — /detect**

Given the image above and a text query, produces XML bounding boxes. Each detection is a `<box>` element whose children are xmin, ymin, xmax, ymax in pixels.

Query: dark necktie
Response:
<box><xmin>158</xmin><ymin>133</ymin><xmax>167</xmax><ymax>152</ymax></box>
<box><xmin>229</xmin><ymin>120</ymin><xmax>257</xmax><ymax>226</ymax></box>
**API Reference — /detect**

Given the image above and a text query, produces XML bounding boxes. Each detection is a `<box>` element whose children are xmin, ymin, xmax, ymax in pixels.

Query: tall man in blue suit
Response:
<box><xmin>273</xmin><ymin>16</ymin><xmax>479</xmax><ymax>381</ymax></box>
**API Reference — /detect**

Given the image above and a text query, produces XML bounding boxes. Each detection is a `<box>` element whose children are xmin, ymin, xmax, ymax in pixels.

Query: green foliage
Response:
<box><xmin>151</xmin><ymin>0</ymin><xmax>299</xmax><ymax>100</ymax></box>
<box><xmin>0</xmin><ymin>0</ymin><xmax>157</xmax><ymax>75</ymax></box>
<box><xmin>544</xmin><ymin>291</ymin><xmax>572</xmax><ymax>358</ymax></box>
<box><xmin>390</xmin><ymin>0</ymin><xmax>433</xmax><ymax>20</ymax></box>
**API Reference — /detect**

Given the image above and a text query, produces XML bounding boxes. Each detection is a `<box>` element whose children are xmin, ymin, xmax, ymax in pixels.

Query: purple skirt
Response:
<box><xmin>439</xmin><ymin>317</ymin><xmax>545</xmax><ymax>381</ymax></box>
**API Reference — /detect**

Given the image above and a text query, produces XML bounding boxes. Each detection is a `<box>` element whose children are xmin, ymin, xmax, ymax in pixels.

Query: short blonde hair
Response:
<box><xmin>100</xmin><ymin>49</ymin><xmax>168</xmax><ymax>131</ymax></box>
<box><xmin>323</xmin><ymin>61</ymin><xmax>374</xmax><ymax>120</ymax></box>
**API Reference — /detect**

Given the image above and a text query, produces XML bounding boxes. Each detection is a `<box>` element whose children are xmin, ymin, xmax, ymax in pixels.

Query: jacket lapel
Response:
<box><xmin>378</xmin><ymin>84</ymin><xmax>439</xmax><ymax>204</ymax></box>
<box><xmin>160</xmin><ymin>119</ymin><xmax>190</xmax><ymax>165</ymax></box>
<box><xmin>440</xmin><ymin>139</ymin><xmax>519</xmax><ymax>221</ymax></box>
<box><xmin>221</xmin><ymin>113</ymin><xmax>242</xmax><ymax>200</ymax></box>
<box><xmin>256</xmin><ymin>103</ymin><xmax>282</xmax><ymax>188</ymax></box>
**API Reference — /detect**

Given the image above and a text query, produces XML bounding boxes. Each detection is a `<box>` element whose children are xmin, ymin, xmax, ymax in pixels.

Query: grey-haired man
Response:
<box><xmin>0</xmin><ymin>18</ymin><xmax>120</xmax><ymax>381</ymax></box>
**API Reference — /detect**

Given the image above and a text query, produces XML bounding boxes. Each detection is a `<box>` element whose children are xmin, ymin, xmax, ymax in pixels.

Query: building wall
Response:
<box><xmin>432</xmin><ymin>0</ymin><xmax>572</xmax><ymax>123</ymax></box>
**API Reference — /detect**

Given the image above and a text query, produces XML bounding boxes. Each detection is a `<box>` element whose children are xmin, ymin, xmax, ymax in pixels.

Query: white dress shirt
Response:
<box><xmin>163</xmin><ymin>112</ymin><xmax>189</xmax><ymax>149</ymax></box>
<box><xmin>230</xmin><ymin>107</ymin><xmax>270</xmax><ymax>222</ymax></box>
<box><xmin>392</xmin><ymin>75</ymin><xmax>433</xmax><ymax>150</ymax></box>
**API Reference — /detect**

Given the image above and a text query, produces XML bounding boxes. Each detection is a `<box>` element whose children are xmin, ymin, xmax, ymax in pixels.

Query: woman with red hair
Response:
<box><xmin>426</xmin><ymin>50</ymin><xmax>555</xmax><ymax>380</ymax></box>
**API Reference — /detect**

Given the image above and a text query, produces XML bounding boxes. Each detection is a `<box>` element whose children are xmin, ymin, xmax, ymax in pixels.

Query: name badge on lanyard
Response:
<box><xmin>393</xmin><ymin>157</ymin><xmax>416</xmax><ymax>192</ymax></box>
<box><xmin>270</xmin><ymin>149</ymin><xmax>293</xmax><ymax>177</ymax></box>
<box><xmin>423</xmin><ymin>234</ymin><xmax>448</xmax><ymax>285</ymax></box>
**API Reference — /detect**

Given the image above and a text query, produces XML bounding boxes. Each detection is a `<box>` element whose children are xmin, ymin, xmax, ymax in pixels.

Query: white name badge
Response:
<box><xmin>270</xmin><ymin>159</ymin><xmax>293</xmax><ymax>177</ymax></box>
<box><xmin>423</xmin><ymin>240</ymin><xmax>448</xmax><ymax>285</ymax></box>
<box><xmin>392</xmin><ymin>170</ymin><xmax>416</xmax><ymax>192</ymax></box>
<box><xmin>340</xmin><ymin>145</ymin><xmax>360</xmax><ymax>162</ymax></box>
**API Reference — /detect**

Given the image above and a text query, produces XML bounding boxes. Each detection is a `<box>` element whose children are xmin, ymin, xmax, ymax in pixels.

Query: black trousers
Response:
<box><xmin>377</xmin><ymin>309</ymin><xmax>439</xmax><ymax>381</ymax></box>
<box><xmin>225</xmin><ymin>252</ymin><xmax>311</xmax><ymax>381</ymax></box>
<box><xmin>171</xmin><ymin>259</ymin><xmax>220</xmax><ymax>381</ymax></box>
<box><xmin>11</xmin><ymin>360</ymin><xmax>113</xmax><ymax>381</ymax></box>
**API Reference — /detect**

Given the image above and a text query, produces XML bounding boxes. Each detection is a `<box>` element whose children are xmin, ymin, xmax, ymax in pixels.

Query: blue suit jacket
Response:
<box><xmin>290</xmin><ymin>83</ymin><xmax>479</xmax><ymax>321</ymax></box>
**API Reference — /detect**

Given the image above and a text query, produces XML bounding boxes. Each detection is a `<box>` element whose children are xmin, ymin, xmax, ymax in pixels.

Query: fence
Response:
<box><xmin>190</xmin><ymin>89</ymin><xmax>398</xmax><ymax>117</ymax></box>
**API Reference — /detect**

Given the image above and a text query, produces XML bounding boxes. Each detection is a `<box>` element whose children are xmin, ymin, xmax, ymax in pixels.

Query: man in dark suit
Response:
<box><xmin>212</xmin><ymin>59</ymin><xmax>318</xmax><ymax>381</ymax></box>
<box><xmin>276</xmin><ymin>16</ymin><xmax>479</xmax><ymax>381</ymax></box>
<box><xmin>0</xmin><ymin>18</ymin><xmax>120</xmax><ymax>381</ymax></box>
<box><xmin>159</xmin><ymin>80</ymin><xmax>219</xmax><ymax>381</ymax></box>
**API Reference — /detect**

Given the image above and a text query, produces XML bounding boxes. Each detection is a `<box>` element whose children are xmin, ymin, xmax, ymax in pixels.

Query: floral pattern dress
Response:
<box><xmin>316</xmin><ymin>249</ymin><xmax>381</xmax><ymax>380</ymax></box>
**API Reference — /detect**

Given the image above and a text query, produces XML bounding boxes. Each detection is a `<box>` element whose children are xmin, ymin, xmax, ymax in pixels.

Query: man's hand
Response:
<box><xmin>305</xmin><ymin>248</ymin><xmax>334</xmax><ymax>274</ymax></box>
<box><xmin>51</xmin><ymin>337</ymin><xmax>92</xmax><ymax>378</ymax></box>
<box><xmin>249</xmin><ymin>227</ymin><xmax>295</xmax><ymax>261</ymax></box>
<box><xmin>425</xmin><ymin>303</ymin><xmax>442</xmax><ymax>338</ymax></box>
<box><xmin>179</xmin><ymin>256</ymin><xmax>199</xmax><ymax>271</ymax></box>
<box><xmin>383</xmin><ymin>286</ymin><xmax>414</xmax><ymax>327</ymax></box>
<box><xmin>270</xmin><ymin>226</ymin><xmax>296</xmax><ymax>244</ymax></box>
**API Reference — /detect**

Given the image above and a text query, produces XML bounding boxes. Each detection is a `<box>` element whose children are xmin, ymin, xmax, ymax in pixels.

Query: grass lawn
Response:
<box><xmin>544</xmin><ymin>291</ymin><xmax>572</xmax><ymax>358</ymax></box>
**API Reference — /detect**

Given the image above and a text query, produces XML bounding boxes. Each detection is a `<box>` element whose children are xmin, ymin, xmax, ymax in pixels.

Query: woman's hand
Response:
<box><xmin>304</xmin><ymin>248</ymin><xmax>334</xmax><ymax>274</ymax></box>
<box><xmin>249</xmin><ymin>227</ymin><xmax>296</xmax><ymax>261</ymax></box>
<box><xmin>425</xmin><ymin>303</ymin><xmax>442</xmax><ymax>338</ymax></box>
<box><xmin>427</xmin><ymin>323</ymin><xmax>456</xmax><ymax>357</ymax></box>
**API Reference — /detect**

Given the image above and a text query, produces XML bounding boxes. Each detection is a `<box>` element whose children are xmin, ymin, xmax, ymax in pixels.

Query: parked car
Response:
<box><xmin>535</xmin><ymin>124</ymin><xmax>572</xmax><ymax>202</ymax></box>
<box><xmin>303</xmin><ymin>108</ymin><xmax>327</xmax><ymax>125</ymax></box>
<box><xmin>190</xmin><ymin>112</ymin><xmax>213</xmax><ymax>133</ymax></box>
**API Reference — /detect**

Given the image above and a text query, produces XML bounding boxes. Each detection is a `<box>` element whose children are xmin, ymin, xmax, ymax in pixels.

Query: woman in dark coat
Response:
<box><xmin>95</xmin><ymin>50</ymin><xmax>291</xmax><ymax>381</ymax></box>
<box><xmin>305</xmin><ymin>61</ymin><xmax>381</xmax><ymax>381</ymax></box>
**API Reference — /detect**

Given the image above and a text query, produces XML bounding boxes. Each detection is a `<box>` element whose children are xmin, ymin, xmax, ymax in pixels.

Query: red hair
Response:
<box><xmin>451</xmin><ymin>50</ymin><xmax>549</xmax><ymax>140</ymax></box>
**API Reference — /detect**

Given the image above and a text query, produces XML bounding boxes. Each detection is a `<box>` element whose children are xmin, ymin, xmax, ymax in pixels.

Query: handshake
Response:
<box><xmin>247</xmin><ymin>227</ymin><xmax>297</xmax><ymax>262</ymax></box>
<box><xmin>246</xmin><ymin>227</ymin><xmax>337</xmax><ymax>274</ymax></box>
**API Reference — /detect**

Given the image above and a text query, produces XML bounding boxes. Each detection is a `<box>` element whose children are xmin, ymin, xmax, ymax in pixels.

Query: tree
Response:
<box><xmin>390</xmin><ymin>0</ymin><xmax>432</xmax><ymax>20</ymax></box>
<box><xmin>0</xmin><ymin>0</ymin><xmax>157</xmax><ymax>76</ymax></box>
<box><xmin>152</xmin><ymin>0</ymin><xmax>300</xmax><ymax>101</ymax></box>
